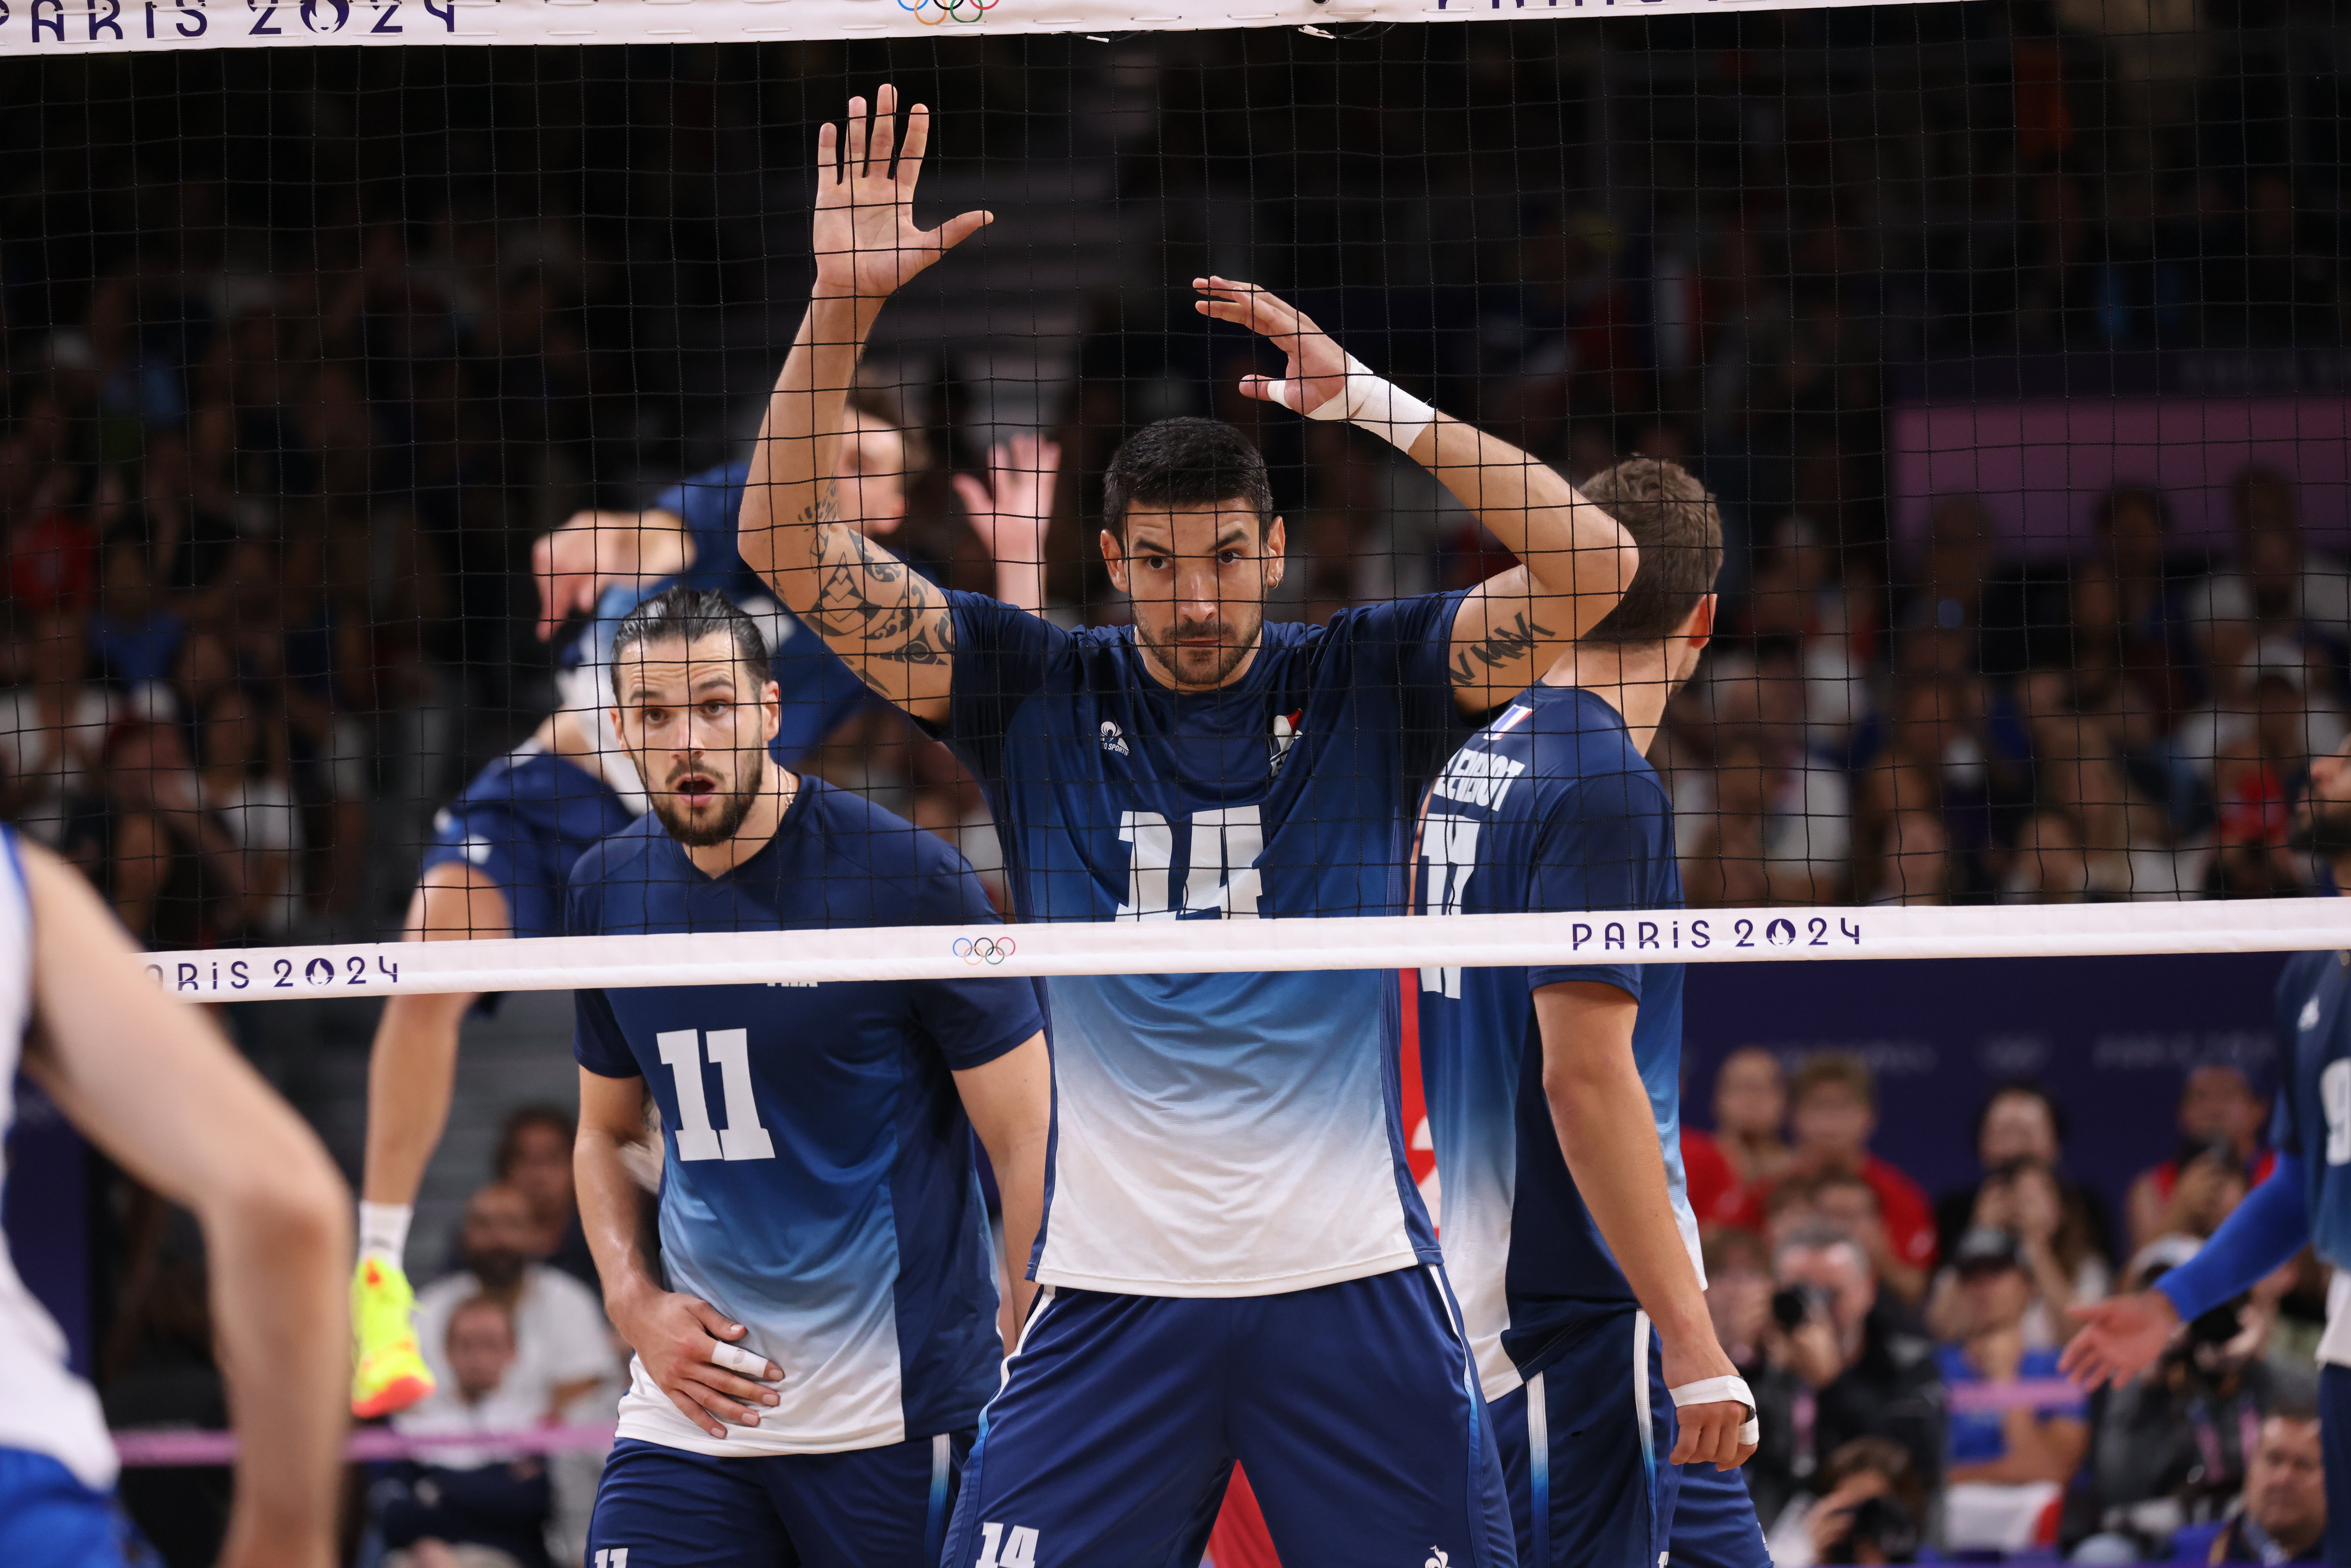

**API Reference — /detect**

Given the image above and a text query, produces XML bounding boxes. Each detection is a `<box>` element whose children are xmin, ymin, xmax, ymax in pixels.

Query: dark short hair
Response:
<box><xmin>610</xmin><ymin>587</ymin><xmax>769</xmax><ymax>699</ymax></box>
<box><xmin>1579</xmin><ymin>458</ymin><xmax>1723</xmax><ymax>643</ymax></box>
<box><xmin>495</xmin><ymin>1104</ymin><xmax>575</xmax><ymax>1178</ymax></box>
<box><xmin>1102</xmin><ymin>418</ymin><xmax>1274</xmax><ymax>540</ymax></box>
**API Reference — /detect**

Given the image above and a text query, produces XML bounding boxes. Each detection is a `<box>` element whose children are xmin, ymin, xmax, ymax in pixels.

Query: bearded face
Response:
<box><xmin>1106</xmin><ymin>502</ymin><xmax>1285</xmax><ymax>692</ymax></box>
<box><xmin>612</xmin><ymin>632</ymin><xmax>779</xmax><ymax>851</ymax></box>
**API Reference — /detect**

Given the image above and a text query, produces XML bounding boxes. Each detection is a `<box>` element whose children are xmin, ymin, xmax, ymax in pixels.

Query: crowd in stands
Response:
<box><xmin>1683</xmin><ymin>1050</ymin><xmax>2325</xmax><ymax>1563</ymax></box>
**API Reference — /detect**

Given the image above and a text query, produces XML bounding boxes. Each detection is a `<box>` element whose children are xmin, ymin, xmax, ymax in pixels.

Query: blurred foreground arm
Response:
<box><xmin>18</xmin><ymin>843</ymin><xmax>349</xmax><ymax>1568</ymax></box>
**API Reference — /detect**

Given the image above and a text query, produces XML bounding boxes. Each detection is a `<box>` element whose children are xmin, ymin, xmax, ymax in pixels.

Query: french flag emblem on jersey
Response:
<box><xmin>1270</xmin><ymin>709</ymin><xmax>1304</xmax><ymax>776</ymax></box>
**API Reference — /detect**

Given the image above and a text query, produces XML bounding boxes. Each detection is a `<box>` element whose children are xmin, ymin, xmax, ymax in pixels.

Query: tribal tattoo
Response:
<box><xmin>799</xmin><ymin>492</ymin><xmax>957</xmax><ymax>691</ymax></box>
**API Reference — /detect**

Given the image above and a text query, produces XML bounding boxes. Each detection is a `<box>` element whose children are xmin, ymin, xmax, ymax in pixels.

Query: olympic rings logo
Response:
<box><xmin>896</xmin><ymin>0</ymin><xmax>995</xmax><ymax>24</ymax></box>
<box><xmin>954</xmin><ymin>936</ymin><xmax>1017</xmax><ymax>966</ymax></box>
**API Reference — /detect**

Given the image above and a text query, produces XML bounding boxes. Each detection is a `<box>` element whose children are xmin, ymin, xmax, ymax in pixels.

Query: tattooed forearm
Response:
<box><xmin>1448</xmin><ymin>610</ymin><xmax>1556</xmax><ymax>687</ymax></box>
<box><xmin>794</xmin><ymin>484</ymin><xmax>843</xmax><ymax>529</ymax></box>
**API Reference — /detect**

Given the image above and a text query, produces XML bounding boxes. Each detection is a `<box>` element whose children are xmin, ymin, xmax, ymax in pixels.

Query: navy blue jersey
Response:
<box><xmin>937</xmin><ymin>588</ymin><xmax>1473</xmax><ymax>1296</ymax></box>
<box><xmin>2272</xmin><ymin>949</ymin><xmax>2351</xmax><ymax>1271</ymax></box>
<box><xmin>419</xmin><ymin>745</ymin><xmax>638</xmax><ymax>940</ymax></box>
<box><xmin>568</xmin><ymin>780</ymin><xmax>1041</xmax><ymax>1455</ymax></box>
<box><xmin>1414</xmin><ymin>682</ymin><xmax>1700</xmax><ymax>1398</ymax></box>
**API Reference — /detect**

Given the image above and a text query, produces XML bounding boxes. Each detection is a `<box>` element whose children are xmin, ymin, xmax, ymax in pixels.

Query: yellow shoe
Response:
<box><xmin>350</xmin><ymin>1256</ymin><xmax>435</xmax><ymax>1418</ymax></box>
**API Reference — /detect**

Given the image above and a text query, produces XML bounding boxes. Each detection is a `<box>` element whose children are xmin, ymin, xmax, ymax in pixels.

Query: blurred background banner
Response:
<box><xmin>0</xmin><ymin>0</ymin><xmax>1965</xmax><ymax>58</ymax></box>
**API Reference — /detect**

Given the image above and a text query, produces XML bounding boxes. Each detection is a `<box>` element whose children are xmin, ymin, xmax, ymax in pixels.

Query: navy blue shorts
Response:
<box><xmin>1668</xmin><ymin>1455</ymin><xmax>1770</xmax><ymax>1568</ymax></box>
<box><xmin>942</xmin><ymin>1266</ymin><xmax>1513</xmax><ymax>1568</ymax></box>
<box><xmin>0</xmin><ymin>1449</ymin><xmax>157</xmax><ymax>1568</ymax></box>
<box><xmin>1490</xmin><ymin>1307</ymin><xmax>1678</xmax><ymax>1568</ymax></box>
<box><xmin>2322</xmin><ymin>1363</ymin><xmax>2351</xmax><ymax>1564</ymax></box>
<box><xmin>586</xmin><ymin>1432</ymin><xmax>968</xmax><ymax>1568</ymax></box>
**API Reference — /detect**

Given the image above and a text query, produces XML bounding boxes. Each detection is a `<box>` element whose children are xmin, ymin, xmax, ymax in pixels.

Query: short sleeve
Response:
<box><xmin>1526</xmin><ymin>771</ymin><xmax>1675</xmax><ymax>998</ymax></box>
<box><xmin>574</xmin><ymin>988</ymin><xmax>641</xmax><ymax>1079</ymax></box>
<box><xmin>906</xmin><ymin>843</ymin><xmax>1045</xmax><ymax>1070</ymax></box>
<box><xmin>940</xmin><ymin>590</ymin><xmax>1071</xmax><ymax>775</ymax></box>
<box><xmin>652</xmin><ymin>463</ymin><xmax>752</xmax><ymax>591</ymax></box>
<box><xmin>1332</xmin><ymin>589</ymin><xmax>1479</xmax><ymax>780</ymax></box>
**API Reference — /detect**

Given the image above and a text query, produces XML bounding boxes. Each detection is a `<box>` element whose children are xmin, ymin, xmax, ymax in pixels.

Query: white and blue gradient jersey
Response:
<box><xmin>937</xmin><ymin>588</ymin><xmax>1474</xmax><ymax>1297</ymax></box>
<box><xmin>0</xmin><ymin>830</ymin><xmax>117</xmax><ymax>1489</ymax></box>
<box><xmin>568</xmin><ymin>782</ymin><xmax>1043</xmax><ymax>1455</ymax></box>
<box><xmin>1414</xmin><ymin>683</ymin><xmax>1704</xmax><ymax>1400</ymax></box>
<box><xmin>2271</xmin><ymin>949</ymin><xmax>2351</xmax><ymax>1272</ymax></box>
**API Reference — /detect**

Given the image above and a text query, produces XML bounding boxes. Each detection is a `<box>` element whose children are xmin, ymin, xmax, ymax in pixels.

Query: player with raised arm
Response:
<box><xmin>0</xmin><ymin>836</ymin><xmax>348</xmax><ymax>1566</ymax></box>
<box><xmin>735</xmin><ymin>85</ymin><xmax>1634</xmax><ymax>1567</ymax></box>
<box><xmin>1413</xmin><ymin>458</ymin><xmax>1768</xmax><ymax>1568</ymax></box>
<box><xmin>2063</xmin><ymin>733</ymin><xmax>2351</xmax><ymax>1564</ymax></box>
<box><xmin>349</xmin><ymin>411</ymin><xmax>1059</xmax><ymax>1419</ymax></box>
<box><xmin>566</xmin><ymin>588</ymin><xmax>1050</xmax><ymax>1568</ymax></box>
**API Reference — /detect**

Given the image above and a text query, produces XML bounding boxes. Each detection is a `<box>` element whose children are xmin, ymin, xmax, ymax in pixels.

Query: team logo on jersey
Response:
<box><xmin>1100</xmin><ymin>720</ymin><xmax>1129</xmax><ymax>757</ymax></box>
<box><xmin>2304</xmin><ymin>995</ymin><xmax>2323</xmax><ymax>1031</ymax></box>
<box><xmin>1270</xmin><ymin>709</ymin><xmax>1303</xmax><ymax>777</ymax></box>
<box><xmin>1425</xmin><ymin>1550</ymin><xmax>1450</xmax><ymax>1568</ymax></box>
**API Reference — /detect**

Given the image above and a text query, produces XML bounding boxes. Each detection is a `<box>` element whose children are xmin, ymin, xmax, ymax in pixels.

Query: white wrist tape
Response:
<box><xmin>1274</xmin><ymin>354</ymin><xmax>1436</xmax><ymax>452</ymax></box>
<box><xmin>1670</xmin><ymin>1374</ymin><xmax>1761</xmax><ymax>1446</ymax></box>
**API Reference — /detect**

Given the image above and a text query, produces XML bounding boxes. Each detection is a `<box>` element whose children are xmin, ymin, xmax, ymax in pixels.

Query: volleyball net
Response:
<box><xmin>3</xmin><ymin>2</ymin><xmax>2350</xmax><ymax>989</ymax></box>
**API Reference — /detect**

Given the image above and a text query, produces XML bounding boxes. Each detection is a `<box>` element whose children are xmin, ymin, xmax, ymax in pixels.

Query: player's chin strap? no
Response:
<box><xmin>1262</xmin><ymin>354</ymin><xmax>1436</xmax><ymax>453</ymax></box>
<box><xmin>1670</xmin><ymin>1374</ymin><xmax>1761</xmax><ymax>1447</ymax></box>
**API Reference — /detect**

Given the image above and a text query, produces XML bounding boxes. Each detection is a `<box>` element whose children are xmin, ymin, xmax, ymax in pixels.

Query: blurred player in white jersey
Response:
<box><xmin>0</xmin><ymin>834</ymin><xmax>347</xmax><ymax>1565</ymax></box>
<box><xmin>1414</xmin><ymin>459</ymin><xmax>1767</xmax><ymax>1568</ymax></box>
<box><xmin>733</xmin><ymin>86</ymin><xmax>1636</xmax><ymax>1567</ymax></box>
<box><xmin>350</xmin><ymin>399</ymin><xmax>1057</xmax><ymax>1418</ymax></box>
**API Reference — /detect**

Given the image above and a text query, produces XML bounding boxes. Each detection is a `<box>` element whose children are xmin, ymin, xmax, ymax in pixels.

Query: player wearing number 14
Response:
<box><xmin>566</xmin><ymin>588</ymin><xmax>1052</xmax><ymax>1568</ymax></box>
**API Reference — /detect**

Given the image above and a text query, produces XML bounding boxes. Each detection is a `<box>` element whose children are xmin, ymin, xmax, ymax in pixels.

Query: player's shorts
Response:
<box><xmin>2321</xmin><ymin>1363</ymin><xmax>2351</xmax><ymax>1564</ymax></box>
<box><xmin>1669</xmin><ymin>1452</ymin><xmax>1771</xmax><ymax>1568</ymax></box>
<box><xmin>586</xmin><ymin>1431</ymin><xmax>970</xmax><ymax>1568</ymax></box>
<box><xmin>0</xmin><ymin>1448</ymin><xmax>159</xmax><ymax>1568</ymax></box>
<box><xmin>1488</xmin><ymin>1306</ymin><xmax>1678</xmax><ymax>1568</ymax></box>
<box><xmin>941</xmin><ymin>1264</ymin><xmax>1513</xmax><ymax>1568</ymax></box>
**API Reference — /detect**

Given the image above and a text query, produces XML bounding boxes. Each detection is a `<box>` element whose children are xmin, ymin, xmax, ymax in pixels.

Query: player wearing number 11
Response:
<box><xmin>566</xmin><ymin>588</ymin><xmax>1052</xmax><ymax>1568</ymax></box>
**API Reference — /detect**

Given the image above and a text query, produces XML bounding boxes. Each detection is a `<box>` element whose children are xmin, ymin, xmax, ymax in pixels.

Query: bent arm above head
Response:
<box><xmin>740</xmin><ymin>87</ymin><xmax>991</xmax><ymax>727</ymax></box>
<box><xmin>1194</xmin><ymin>277</ymin><xmax>1635</xmax><ymax>716</ymax></box>
<box><xmin>531</xmin><ymin>505</ymin><xmax>693</xmax><ymax>644</ymax></box>
<box><xmin>17</xmin><ymin>843</ymin><xmax>348</xmax><ymax>1568</ymax></box>
<box><xmin>1535</xmin><ymin>979</ymin><xmax>1754</xmax><ymax>1470</ymax></box>
<box><xmin>954</xmin><ymin>1032</ymin><xmax>1053</xmax><ymax>1350</ymax></box>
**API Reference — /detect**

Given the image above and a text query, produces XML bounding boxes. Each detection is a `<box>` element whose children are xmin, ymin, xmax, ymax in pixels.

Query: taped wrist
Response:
<box><xmin>1670</xmin><ymin>1374</ymin><xmax>1761</xmax><ymax>1447</ymax></box>
<box><xmin>1287</xmin><ymin>355</ymin><xmax>1437</xmax><ymax>452</ymax></box>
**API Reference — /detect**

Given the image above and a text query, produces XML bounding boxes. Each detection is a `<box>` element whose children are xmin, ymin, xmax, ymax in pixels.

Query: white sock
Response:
<box><xmin>358</xmin><ymin>1202</ymin><xmax>413</xmax><ymax>1269</ymax></box>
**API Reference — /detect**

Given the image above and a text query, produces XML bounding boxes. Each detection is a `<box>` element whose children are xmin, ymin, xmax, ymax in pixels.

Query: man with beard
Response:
<box><xmin>2065</xmin><ymin>733</ymin><xmax>2351</xmax><ymax>1564</ymax></box>
<box><xmin>734</xmin><ymin>87</ymin><xmax>1635</xmax><ymax>1568</ymax></box>
<box><xmin>567</xmin><ymin>587</ymin><xmax>1051</xmax><ymax>1568</ymax></box>
<box><xmin>402</xmin><ymin>1182</ymin><xmax>617</xmax><ymax>1435</ymax></box>
<box><xmin>1413</xmin><ymin>458</ymin><xmax>1765</xmax><ymax>1568</ymax></box>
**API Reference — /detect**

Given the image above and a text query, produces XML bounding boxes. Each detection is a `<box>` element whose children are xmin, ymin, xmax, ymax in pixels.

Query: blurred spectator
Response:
<box><xmin>493</xmin><ymin>1106</ymin><xmax>597</xmax><ymax>1292</ymax></box>
<box><xmin>2183</xmin><ymin>468</ymin><xmax>2351</xmax><ymax>654</ymax></box>
<box><xmin>1807</xmin><ymin>1168</ymin><xmax>1930</xmax><ymax>1310</ymax></box>
<box><xmin>1933</xmin><ymin>1083</ymin><xmax>2115</xmax><ymax>1345</ymax></box>
<box><xmin>193</xmin><ymin>684</ymin><xmax>301</xmax><ymax>938</ymax></box>
<box><xmin>95</xmin><ymin>718</ymin><xmax>251</xmax><ymax>947</ymax></box>
<box><xmin>2127</xmin><ymin>1064</ymin><xmax>2272</xmax><ymax>1253</ymax></box>
<box><xmin>1683</xmin><ymin>1123</ymin><xmax>1756</xmax><ymax>1236</ymax></box>
<box><xmin>403</xmin><ymin>1183</ymin><xmax>618</xmax><ymax>1440</ymax></box>
<box><xmin>1935</xmin><ymin>1229</ymin><xmax>2089</xmax><ymax>1553</ymax></box>
<box><xmin>1775</xmin><ymin>1054</ymin><xmax>1940</xmax><ymax>1277</ymax></box>
<box><xmin>1765</xmin><ymin>1435</ymin><xmax>1930</xmax><ymax>1568</ymax></box>
<box><xmin>1706</xmin><ymin>1227</ymin><xmax>1775</xmax><ymax>1374</ymax></box>
<box><xmin>1745</xmin><ymin>1224</ymin><xmax>1945</xmax><ymax>1527</ymax></box>
<box><xmin>375</xmin><ymin>1295</ymin><xmax>556</xmax><ymax>1568</ymax></box>
<box><xmin>1713</xmin><ymin>1046</ymin><xmax>1795</xmax><ymax>1190</ymax></box>
<box><xmin>1675</xmin><ymin>647</ymin><xmax>1854</xmax><ymax>905</ymax></box>
<box><xmin>2201</xmin><ymin>1408</ymin><xmax>2327</xmax><ymax>1566</ymax></box>
<box><xmin>0</xmin><ymin>611</ymin><xmax>118</xmax><ymax>851</ymax></box>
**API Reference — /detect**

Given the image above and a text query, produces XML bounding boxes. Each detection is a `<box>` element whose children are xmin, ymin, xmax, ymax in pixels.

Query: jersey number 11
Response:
<box><xmin>656</xmin><ymin>1029</ymin><xmax>776</xmax><ymax>1162</ymax></box>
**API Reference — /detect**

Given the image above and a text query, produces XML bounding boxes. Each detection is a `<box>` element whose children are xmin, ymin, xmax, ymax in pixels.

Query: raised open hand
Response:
<box><xmin>954</xmin><ymin>434</ymin><xmax>1062</xmax><ymax>568</ymax></box>
<box><xmin>814</xmin><ymin>84</ymin><xmax>992</xmax><ymax>302</ymax></box>
<box><xmin>1193</xmin><ymin>276</ymin><xmax>1354</xmax><ymax>415</ymax></box>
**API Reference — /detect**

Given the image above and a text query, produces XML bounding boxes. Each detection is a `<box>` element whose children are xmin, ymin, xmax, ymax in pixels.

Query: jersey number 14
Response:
<box><xmin>657</xmin><ymin>1029</ymin><xmax>775</xmax><ymax>1163</ymax></box>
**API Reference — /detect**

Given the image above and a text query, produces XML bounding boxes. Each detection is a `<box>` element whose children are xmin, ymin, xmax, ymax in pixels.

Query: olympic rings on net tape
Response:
<box><xmin>895</xmin><ymin>0</ymin><xmax>995</xmax><ymax>25</ymax></box>
<box><xmin>953</xmin><ymin>936</ymin><xmax>1018</xmax><ymax>966</ymax></box>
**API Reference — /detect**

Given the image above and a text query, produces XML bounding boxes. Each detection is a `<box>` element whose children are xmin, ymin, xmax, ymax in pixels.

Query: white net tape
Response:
<box><xmin>144</xmin><ymin>897</ymin><xmax>2351</xmax><ymax>1000</ymax></box>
